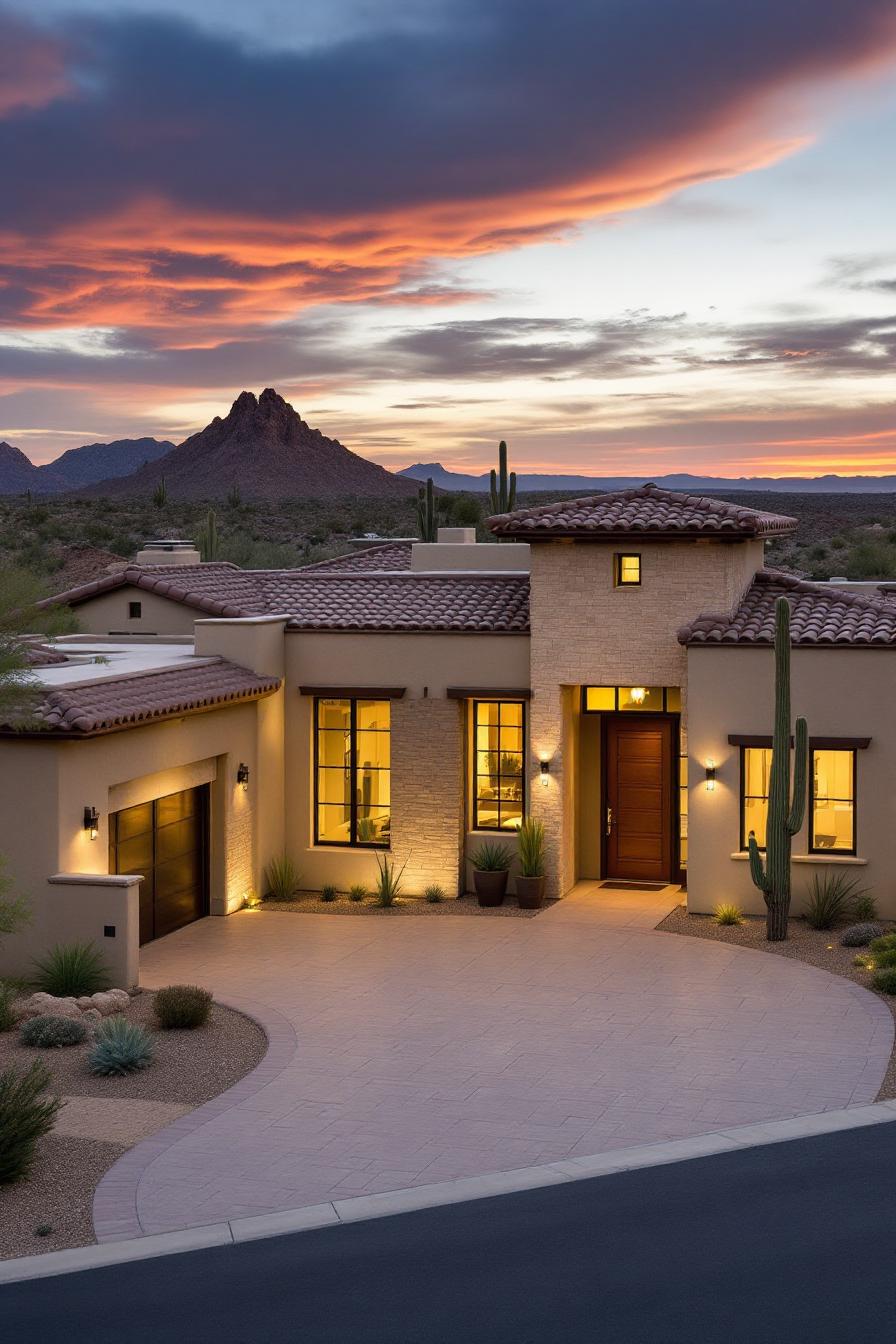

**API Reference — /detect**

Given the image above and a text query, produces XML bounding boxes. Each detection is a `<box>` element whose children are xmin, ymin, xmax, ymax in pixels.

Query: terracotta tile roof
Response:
<box><xmin>270</xmin><ymin>574</ymin><xmax>529</xmax><ymax>632</ymax></box>
<box><xmin>40</xmin><ymin>563</ymin><xmax>269</xmax><ymax>618</ymax></box>
<box><xmin>679</xmin><ymin>570</ymin><xmax>896</xmax><ymax>647</ymax></box>
<box><xmin>300</xmin><ymin>542</ymin><xmax>414</xmax><ymax>572</ymax></box>
<box><xmin>25</xmin><ymin>658</ymin><xmax>280</xmax><ymax>735</ymax></box>
<box><xmin>488</xmin><ymin>483</ymin><xmax>798</xmax><ymax>540</ymax></box>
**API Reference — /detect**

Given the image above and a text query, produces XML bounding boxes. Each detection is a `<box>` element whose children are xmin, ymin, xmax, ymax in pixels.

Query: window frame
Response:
<box><xmin>809</xmin><ymin>747</ymin><xmax>857</xmax><ymax>856</ymax></box>
<box><xmin>739</xmin><ymin>745</ymin><xmax>772</xmax><ymax>852</ymax></box>
<box><xmin>313</xmin><ymin>696</ymin><xmax>390</xmax><ymax>849</ymax></box>
<box><xmin>581</xmin><ymin>686</ymin><xmax>680</xmax><ymax>714</ymax></box>
<box><xmin>472</xmin><ymin>699</ymin><xmax>527</xmax><ymax>833</ymax></box>
<box><xmin>614</xmin><ymin>552</ymin><xmax>641</xmax><ymax>587</ymax></box>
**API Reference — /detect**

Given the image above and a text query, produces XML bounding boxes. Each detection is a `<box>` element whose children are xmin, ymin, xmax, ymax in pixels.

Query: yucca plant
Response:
<box><xmin>423</xmin><ymin>884</ymin><xmax>445</xmax><ymax>903</ymax></box>
<box><xmin>348</xmin><ymin>884</ymin><xmax>367</xmax><ymax>903</ymax></box>
<box><xmin>517</xmin><ymin>818</ymin><xmax>545</xmax><ymax>878</ymax></box>
<box><xmin>373</xmin><ymin>852</ymin><xmax>408</xmax><ymax>907</ymax></box>
<box><xmin>320</xmin><ymin>884</ymin><xmax>338</xmax><ymax>903</ymax></box>
<box><xmin>803</xmin><ymin>872</ymin><xmax>869</xmax><ymax>930</ymax></box>
<box><xmin>470</xmin><ymin>842</ymin><xmax>513</xmax><ymax>872</ymax></box>
<box><xmin>0</xmin><ymin>1060</ymin><xmax>62</xmax><ymax>1183</ymax></box>
<box><xmin>264</xmin><ymin>854</ymin><xmax>301</xmax><ymax>902</ymax></box>
<box><xmin>31</xmin><ymin>941</ymin><xmax>111</xmax><ymax>997</ymax></box>
<box><xmin>714</xmin><ymin>903</ymin><xmax>745</xmax><ymax>926</ymax></box>
<box><xmin>88</xmin><ymin>1016</ymin><xmax>154</xmax><ymax>1076</ymax></box>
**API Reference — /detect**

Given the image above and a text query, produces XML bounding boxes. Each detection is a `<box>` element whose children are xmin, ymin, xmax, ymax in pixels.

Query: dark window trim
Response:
<box><xmin>739</xmin><ymin>744</ymin><xmax>772</xmax><ymax>852</ymax></box>
<box><xmin>448</xmin><ymin>686</ymin><xmax>532</xmax><ymax>700</ymax></box>
<box><xmin>301</xmin><ymin>685</ymin><xmax>405</xmax><ymax>698</ymax></box>
<box><xmin>729</xmin><ymin>734</ymin><xmax>870</xmax><ymax>749</ymax></box>
<box><xmin>472</xmin><ymin>699</ymin><xmax>527</xmax><ymax>833</ymax></box>
<box><xmin>581</xmin><ymin>686</ymin><xmax>679</xmax><ymax>714</ymax></box>
<box><xmin>313</xmin><ymin>696</ymin><xmax>390</xmax><ymax>849</ymax></box>
<box><xmin>809</xmin><ymin>746</ymin><xmax>857</xmax><ymax>856</ymax></box>
<box><xmin>613</xmin><ymin>552</ymin><xmax>641</xmax><ymax>587</ymax></box>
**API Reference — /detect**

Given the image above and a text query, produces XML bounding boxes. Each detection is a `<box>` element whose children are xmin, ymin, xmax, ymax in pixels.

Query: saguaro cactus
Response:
<box><xmin>489</xmin><ymin>440</ymin><xmax>517</xmax><ymax>515</ymax></box>
<box><xmin>747</xmin><ymin>596</ymin><xmax>808</xmax><ymax>941</ymax></box>
<box><xmin>416</xmin><ymin>478</ymin><xmax>437</xmax><ymax>542</ymax></box>
<box><xmin>198</xmin><ymin>507</ymin><xmax>219</xmax><ymax>561</ymax></box>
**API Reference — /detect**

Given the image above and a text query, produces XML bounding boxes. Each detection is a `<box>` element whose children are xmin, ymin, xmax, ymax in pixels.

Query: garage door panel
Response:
<box><xmin>116</xmin><ymin>832</ymin><xmax>154</xmax><ymax>873</ymax></box>
<box><xmin>115</xmin><ymin>802</ymin><xmax>154</xmax><ymax>843</ymax></box>
<box><xmin>156</xmin><ymin>789</ymin><xmax>199</xmax><ymax>827</ymax></box>
<box><xmin>110</xmin><ymin>786</ymin><xmax>207</xmax><ymax>944</ymax></box>
<box><xmin>155</xmin><ymin>816</ymin><xmax>200</xmax><ymax>863</ymax></box>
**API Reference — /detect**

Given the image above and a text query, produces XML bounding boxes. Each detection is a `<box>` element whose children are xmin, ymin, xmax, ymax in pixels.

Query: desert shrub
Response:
<box><xmin>871</xmin><ymin>967</ymin><xmax>896</xmax><ymax>995</ymax></box>
<box><xmin>841</xmin><ymin>923</ymin><xmax>883</xmax><ymax>947</ymax></box>
<box><xmin>264</xmin><ymin>854</ymin><xmax>301</xmax><ymax>902</ymax></box>
<box><xmin>373</xmin><ymin>852</ymin><xmax>408</xmax><ymax>907</ymax></box>
<box><xmin>0</xmin><ymin>983</ymin><xmax>17</xmax><ymax>1033</ymax></box>
<box><xmin>320</xmin><ymin>884</ymin><xmax>338</xmax><ymax>903</ymax></box>
<box><xmin>154</xmin><ymin>985</ymin><xmax>212</xmax><ymax>1030</ymax></box>
<box><xmin>869</xmin><ymin>933</ymin><xmax>896</xmax><ymax>956</ymax></box>
<box><xmin>852</xmin><ymin>893</ymin><xmax>879</xmax><ymax>922</ymax></box>
<box><xmin>88</xmin><ymin>1016</ymin><xmax>153</xmax><ymax>1076</ymax></box>
<box><xmin>0</xmin><ymin>1060</ymin><xmax>62</xmax><ymax>1184</ymax></box>
<box><xmin>348</xmin><ymin>884</ymin><xmax>366</xmax><ymax>903</ymax></box>
<box><xmin>424</xmin><ymin>884</ymin><xmax>446</xmax><ymax>904</ymax></box>
<box><xmin>874</xmin><ymin>948</ymin><xmax>896</xmax><ymax>970</ymax></box>
<box><xmin>714</xmin><ymin>903</ymin><xmax>744</xmax><ymax>926</ymax></box>
<box><xmin>470</xmin><ymin>842</ymin><xmax>512</xmax><ymax>872</ymax></box>
<box><xmin>31</xmin><ymin>941</ymin><xmax>111</xmax><ymax>997</ymax></box>
<box><xmin>803</xmin><ymin>873</ymin><xmax>868</xmax><ymax>930</ymax></box>
<box><xmin>20</xmin><ymin>1015</ymin><xmax>87</xmax><ymax>1048</ymax></box>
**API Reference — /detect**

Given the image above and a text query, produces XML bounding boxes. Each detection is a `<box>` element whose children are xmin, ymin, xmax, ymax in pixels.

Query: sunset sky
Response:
<box><xmin>1</xmin><ymin>0</ymin><xmax>895</xmax><ymax>476</ymax></box>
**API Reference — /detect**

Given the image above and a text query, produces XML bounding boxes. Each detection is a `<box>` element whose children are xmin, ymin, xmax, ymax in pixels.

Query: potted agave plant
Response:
<box><xmin>470</xmin><ymin>841</ymin><xmax>512</xmax><ymax>906</ymax></box>
<box><xmin>515</xmin><ymin>818</ymin><xmax>546</xmax><ymax>909</ymax></box>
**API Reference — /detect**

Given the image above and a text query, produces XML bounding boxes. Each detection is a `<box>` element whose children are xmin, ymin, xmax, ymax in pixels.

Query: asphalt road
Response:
<box><xmin>4</xmin><ymin>1123</ymin><xmax>896</xmax><ymax>1343</ymax></box>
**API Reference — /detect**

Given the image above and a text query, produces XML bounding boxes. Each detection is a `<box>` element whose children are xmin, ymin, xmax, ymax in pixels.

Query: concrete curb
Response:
<box><xmin>5</xmin><ymin>1097</ymin><xmax>896</xmax><ymax>1286</ymax></box>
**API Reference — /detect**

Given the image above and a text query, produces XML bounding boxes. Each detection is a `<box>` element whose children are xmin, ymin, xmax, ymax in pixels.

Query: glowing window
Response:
<box><xmin>741</xmin><ymin>747</ymin><xmax>772</xmax><ymax>850</ymax></box>
<box><xmin>473</xmin><ymin>701</ymin><xmax>525</xmax><ymax>831</ymax></box>
<box><xmin>614</xmin><ymin>553</ymin><xmax>641</xmax><ymax>586</ymax></box>
<box><xmin>584</xmin><ymin>687</ymin><xmax>616</xmax><ymax>712</ymax></box>
<box><xmin>315</xmin><ymin>698</ymin><xmax>390</xmax><ymax>847</ymax></box>
<box><xmin>811</xmin><ymin>749</ymin><xmax>855</xmax><ymax>854</ymax></box>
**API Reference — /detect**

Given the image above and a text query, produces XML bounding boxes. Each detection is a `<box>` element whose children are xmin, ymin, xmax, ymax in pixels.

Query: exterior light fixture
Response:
<box><xmin>705</xmin><ymin>760</ymin><xmax>716</xmax><ymax>792</ymax></box>
<box><xmin>630</xmin><ymin>686</ymin><xmax>647</xmax><ymax>705</ymax></box>
<box><xmin>237</xmin><ymin>762</ymin><xmax>250</xmax><ymax>791</ymax></box>
<box><xmin>83</xmin><ymin>805</ymin><xmax>100</xmax><ymax>840</ymax></box>
<box><xmin>540</xmin><ymin>758</ymin><xmax>550</xmax><ymax>788</ymax></box>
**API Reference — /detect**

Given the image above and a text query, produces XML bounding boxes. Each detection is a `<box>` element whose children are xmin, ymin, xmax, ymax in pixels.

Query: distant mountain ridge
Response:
<box><xmin>398</xmin><ymin>462</ymin><xmax>896</xmax><ymax>495</ymax></box>
<box><xmin>79</xmin><ymin>388</ymin><xmax>418</xmax><ymax>501</ymax></box>
<box><xmin>0</xmin><ymin>436</ymin><xmax>174</xmax><ymax>495</ymax></box>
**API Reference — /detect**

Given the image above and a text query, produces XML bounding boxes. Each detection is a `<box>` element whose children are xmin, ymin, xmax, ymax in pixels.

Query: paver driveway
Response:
<box><xmin>94</xmin><ymin>887</ymin><xmax>893</xmax><ymax>1239</ymax></box>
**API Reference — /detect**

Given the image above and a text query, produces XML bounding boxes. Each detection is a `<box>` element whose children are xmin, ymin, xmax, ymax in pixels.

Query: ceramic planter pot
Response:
<box><xmin>515</xmin><ymin>875</ymin><xmax>546</xmax><ymax>909</ymax></box>
<box><xmin>473</xmin><ymin>869</ymin><xmax>508</xmax><ymax>906</ymax></box>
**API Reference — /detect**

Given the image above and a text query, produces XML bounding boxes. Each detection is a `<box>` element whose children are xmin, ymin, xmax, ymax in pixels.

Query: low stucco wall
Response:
<box><xmin>687</xmin><ymin>645</ymin><xmax>896</xmax><ymax>918</ymax></box>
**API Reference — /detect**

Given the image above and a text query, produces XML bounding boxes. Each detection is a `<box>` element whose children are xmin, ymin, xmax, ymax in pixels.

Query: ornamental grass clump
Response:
<box><xmin>154</xmin><ymin>985</ymin><xmax>212</xmax><ymax>1030</ymax></box>
<box><xmin>852</xmin><ymin>893</ymin><xmax>879</xmax><ymax>922</ymax></box>
<box><xmin>0</xmin><ymin>1061</ymin><xmax>61</xmax><ymax>1184</ymax></box>
<box><xmin>423</xmin><ymin>884</ymin><xmax>445</xmax><ymax>903</ymax></box>
<box><xmin>470</xmin><ymin>842</ymin><xmax>512</xmax><ymax>872</ymax></box>
<box><xmin>872</xmin><ymin>967</ymin><xmax>896</xmax><ymax>996</ymax></box>
<box><xmin>320</xmin><ymin>884</ymin><xmax>338</xmax><ymax>903</ymax></box>
<box><xmin>373</xmin><ymin>852</ymin><xmax>408</xmax><ymax>907</ymax></box>
<box><xmin>20</xmin><ymin>1015</ymin><xmax>87</xmax><ymax>1048</ymax></box>
<box><xmin>88</xmin><ymin>1016</ymin><xmax>153</xmax><ymax>1076</ymax></box>
<box><xmin>517</xmin><ymin>818</ymin><xmax>545</xmax><ymax>878</ymax></box>
<box><xmin>31</xmin><ymin>941</ymin><xmax>111</xmax><ymax>997</ymax></box>
<box><xmin>0</xmin><ymin>983</ymin><xmax>16</xmax><ymax>1033</ymax></box>
<box><xmin>713</xmin><ymin>903</ymin><xmax>744</xmax><ymax>926</ymax></box>
<box><xmin>804</xmin><ymin>872</ymin><xmax>870</xmax><ymax>930</ymax></box>
<box><xmin>348</xmin><ymin>884</ymin><xmax>366</xmax><ymax>903</ymax></box>
<box><xmin>264</xmin><ymin>854</ymin><xmax>301</xmax><ymax>902</ymax></box>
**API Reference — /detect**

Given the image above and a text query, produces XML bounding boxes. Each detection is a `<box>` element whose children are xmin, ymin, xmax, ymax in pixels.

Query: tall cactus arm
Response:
<box><xmin>508</xmin><ymin>471</ymin><xmax>517</xmax><ymax>512</ymax></box>
<box><xmin>747</xmin><ymin>833</ymin><xmax>770</xmax><ymax>892</ymax></box>
<box><xmin>489</xmin><ymin>467</ymin><xmax>498</xmax><ymax>514</ymax></box>
<box><xmin>787</xmin><ymin>716</ymin><xmax>808</xmax><ymax>835</ymax></box>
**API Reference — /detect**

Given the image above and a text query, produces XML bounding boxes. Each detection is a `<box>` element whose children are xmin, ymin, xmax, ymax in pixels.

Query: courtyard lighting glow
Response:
<box><xmin>539</xmin><ymin>757</ymin><xmax>550</xmax><ymax>788</ymax></box>
<box><xmin>237</xmin><ymin>762</ymin><xmax>250</xmax><ymax>791</ymax></box>
<box><xmin>705</xmin><ymin>760</ymin><xmax>716</xmax><ymax>792</ymax></box>
<box><xmin>630</xmin><ymin>686</ymin><xmax>647</xmax><ymax>705</ymax></box>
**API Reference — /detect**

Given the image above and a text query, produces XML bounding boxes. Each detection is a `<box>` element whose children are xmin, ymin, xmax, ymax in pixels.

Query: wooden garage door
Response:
<box><xmin>109</xmin><ymin>786</ymin><xmax>209</xmax><ymax>944</ymax></box>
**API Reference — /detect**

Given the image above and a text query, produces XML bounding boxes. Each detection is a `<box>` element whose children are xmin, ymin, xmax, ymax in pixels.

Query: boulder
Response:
<box><xmin>88</xmin><ymin>989</ymin><xmax>130</xmax><ymax>1015</ymax></box>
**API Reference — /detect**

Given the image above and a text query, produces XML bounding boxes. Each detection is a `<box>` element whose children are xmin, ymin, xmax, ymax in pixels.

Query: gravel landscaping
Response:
<box><xmin>260</xmin><ymin>891</ymin><xmax>554</xmax><ymax>918</ymax></box>
<box><xmin>657</xmin><ymin>904</ymin><xmax>896</xmax><ymax>1100</ymax></box>
<box><xmin>0</xmin><ymin>990</ymin><xmax>267</xmax><ymax>1260</ymax></box>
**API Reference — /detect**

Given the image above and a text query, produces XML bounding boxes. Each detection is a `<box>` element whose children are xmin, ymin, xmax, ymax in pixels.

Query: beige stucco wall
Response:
<box><xmin>527</xmin><ymin>537</ymin><xmax>765</xmax><ymax>896</ymax></box>
<box><xmin>687</xmin><ymin>646</ymin><xmax>896</xmax><ymax>918</ymax></box>
<box><xmin>70</xmin><ymin>587</ymin><xmax>199</xmax><ymax>637</ymax></box>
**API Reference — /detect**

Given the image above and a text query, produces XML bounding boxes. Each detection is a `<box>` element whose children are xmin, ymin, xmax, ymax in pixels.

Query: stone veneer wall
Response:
<box><xmin>390</xmin><ymin>697</ymin><xmax>464</xmax><ymax>895</ymax></box>
<box><xmin>527</xmin><ymin>538</ymin><xmax>765</xmax><ymax>897</ymax></box>
<box><xmin>218</xmin><ymin>789</ymin><xmax>254</xmax><ymax>914</ymax></box>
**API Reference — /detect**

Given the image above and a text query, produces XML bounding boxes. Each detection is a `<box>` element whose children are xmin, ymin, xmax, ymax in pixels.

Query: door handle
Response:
<box><xmin>606</xmin><ymin>806</ymin><xmax>613</xmax><ymax>836</ymax></box>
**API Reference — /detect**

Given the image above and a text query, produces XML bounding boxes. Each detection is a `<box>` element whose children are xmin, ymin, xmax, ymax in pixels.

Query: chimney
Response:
<box><xmin>134</xmin><ymin>539</ymin><xmax>202</xmax><ymax>567</ymax></box>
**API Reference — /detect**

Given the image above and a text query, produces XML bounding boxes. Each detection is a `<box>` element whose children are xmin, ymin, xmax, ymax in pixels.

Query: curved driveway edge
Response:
<box><xmin>92</xmin><ymin>997</ymin><xmax>298</xmax><ymax>1242</ymax></box>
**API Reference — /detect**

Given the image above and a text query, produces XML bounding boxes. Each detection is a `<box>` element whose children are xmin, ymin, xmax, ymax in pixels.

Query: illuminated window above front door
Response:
<box><xmin>582</xmin><ymin>686</ymin><xmax>682</xmax><ymax>713</ymax></box>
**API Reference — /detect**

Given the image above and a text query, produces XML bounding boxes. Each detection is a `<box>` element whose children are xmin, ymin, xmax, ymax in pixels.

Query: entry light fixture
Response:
<box><xmin>83</xmin><ymin>805</ymin><xmax>100</xmax><ymax>840</ymax></box>
<box><xmin>237</xmin><ymin>762</ymin><xmax>250</xmax><ymax>791</ymax></box>
<box><xmin>705</xmin><ymin>760</ymin><xmax>716</xmax><ymax>792</ymax></box>
<box><xmin>629</xmin><ymin>686</ymin><xmax>647</xmax><ymax>705</ymax></box>
<box><xmin>540</xmin><ymin>757</ymin><xmax>550</xmax><ymax>788</ymax></box>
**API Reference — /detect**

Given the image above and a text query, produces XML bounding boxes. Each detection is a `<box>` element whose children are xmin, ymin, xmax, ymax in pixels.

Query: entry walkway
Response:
<box><xmin>95</xmin><ymin>889</ymin><xmax>893</xmax><ymax>1239</ymax></box>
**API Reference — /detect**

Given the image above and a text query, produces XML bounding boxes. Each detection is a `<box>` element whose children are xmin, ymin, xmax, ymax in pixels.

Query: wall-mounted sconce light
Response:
<box><xmin>237</xmin><ymin>762</ymin><xmax>250</xmax><ymax>791</ymax></box>
<box><xmin>630</xmin><ymin>686</ymin><xmax>647</xmax><ymax>705</ymax></box>
<box><xmin>705</xmin><ymin>760</ymin><xmax>716</xmax><ymax>792</ymax></box>
<box><xmin>83</xmin><ymin>805</ymin><xmax>100</xmax><ymax>840</ymax></box>
<box><xmin>540</xmin><ymin>758</ymin><xmax>550</xmax><ymax>789</ymax></box>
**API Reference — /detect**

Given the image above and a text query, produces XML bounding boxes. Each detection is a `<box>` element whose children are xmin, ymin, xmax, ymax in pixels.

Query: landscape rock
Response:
<box><xmin>17</xmin><ymin>988</ymin><xmax>131</xmax><ymax>1019</ymax></box>
<box><xmin>19</xmin><ymin>993</ymin><xmax>82</xmax><ymax>1020</ymax></box>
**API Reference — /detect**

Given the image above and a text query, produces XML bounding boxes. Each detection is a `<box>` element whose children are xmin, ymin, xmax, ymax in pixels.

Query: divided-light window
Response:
<box><xmin>811</xmin><ymin>749</ymin><xmax>855</xmax><ymax>854</ymax></box>
<box><xmin>614</xmin><ymin>553</ymin><xmax>641</xmax><ymax>586</ymax></box>
<box><xmin>315</xmin><ymin>698</ymin><xmax>390</xmax><ymax>847</ymax></box>
<box><xmin>473</xmin><ymin>701</ymin><xmax>525</xmax><ymax>831</ymax></box>
<box><xmin>740</xmin><ymin>746</ymin><xmax>771</xmax><ymax>850</ymax></box>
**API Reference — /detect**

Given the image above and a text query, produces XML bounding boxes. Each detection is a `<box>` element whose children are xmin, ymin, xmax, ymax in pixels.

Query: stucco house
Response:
<box><xmin>2</xmin><ymin>484</ymin><xmax>895</xmax><ymax>987</ymax></box>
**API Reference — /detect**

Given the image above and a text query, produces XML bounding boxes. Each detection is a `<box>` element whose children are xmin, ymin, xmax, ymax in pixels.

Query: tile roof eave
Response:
<box><xmin>0</xmin><ymin>681</ymin><xmax>282</xmax><ymax>740</ymax></box>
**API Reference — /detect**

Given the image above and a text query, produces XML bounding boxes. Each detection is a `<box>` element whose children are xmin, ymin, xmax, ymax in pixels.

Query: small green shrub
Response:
<box><xmin>517</xmin><ymin>818</ymin><xmax>545</xmax><ymax>878</ymax></box>
<box><xmin>871</xmin><ymin>967</ymin><xmax>896</xmax><ymax>995</ymax></box>
<box><xmin>0</xmin><ymin>983</ymin><xmax>17</xmax><ymax>1033</ymax></box>
<box><xmin>713</xmin><ymin>903</ymin><xmax>744</xmax><ymax>926</ymax></box>
<box><xmin>869</xmin><ymin>933</ymin><xmax>896</xmax><ymax>956</ymax></box>
<box><xmin>424</xmin><ymin>884</ymin><xmax>445</xmax><ymax>904</ymax></box>
<box><xmin>373</xmin><ymin>852</ymin><xmax>408</xmax><ymax>907</ymax></box>
<box><xmin>31</xmin><ymin>941</ymin><xmax>111</xmax><ymax>997</ymax></box>
<box><xmin>348</xmin><ymin>884</ymin><xmax>366</xmax><ymax>903</ymax></box>
<box><xmin>853</xmin><ymin>953</ymin><xmax>875</xmax><ymax>969</ymax></box>
<box><xmin>0</xmin><ymin>1060</ymin><xmax>62</xmax><ymax>1184</ymax></box>
<box><xmin>154</xmin><ymin>985</ymin><xmax>212</xmax><ymax>1030</ymax></box>
<box><xmin>320</xmin><ymin>884</ymin><xmax>338</xmax><ymax>903</ymax></box>
<box><xmin>88</xmin><ymin>1016</ymin><xmax>153</xmax><ymax>1076</ymax></box>
<box><xmin>803</xmin><ymin>873</ymin><xmax>868</xmax><ymax>930</ymax></box>
<box><xmin>264</xmin><ymin>854</ymin><xmax>301</xmax><ymax>902</ymax></box>
<box><xmin>20</xmin><ymin>1015</ymin><xmax>87</xmax><ymax>1048</ymax></box>
<box><xmin>852</xmin><ymin>893</ymin><xmax>879</xmax><ymax>922</ymax></box>
<box><xmin>874</xmin><ymin>948</ymin><xmax>896</xmax><ymax>970</ymax></box>
<box><xmin>470</xmin><ymin>842</ymin><xmax>512</xmax><ymax>872</ymax></box>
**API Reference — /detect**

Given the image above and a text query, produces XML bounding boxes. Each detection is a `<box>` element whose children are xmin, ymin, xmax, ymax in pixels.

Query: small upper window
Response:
<box><xmin>128</xmin><ymin>601</ymin><xmax>142</xmax><ymax>619</ymax></box>
<box><xmin>614</xmin><ymin>554</ymin><xmax>641</xmax><ymax>586</ymax></box>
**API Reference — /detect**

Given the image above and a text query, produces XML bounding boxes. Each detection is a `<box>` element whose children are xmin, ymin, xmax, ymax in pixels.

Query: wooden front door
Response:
<box><xmin>604</xmin><ymin>716</ymin><xmax>675</xmax><ymax>883</ymax></box>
